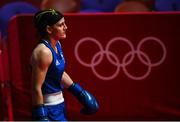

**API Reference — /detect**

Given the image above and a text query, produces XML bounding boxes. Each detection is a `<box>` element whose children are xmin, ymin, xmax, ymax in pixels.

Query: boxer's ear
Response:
<box><xmin>46</xmin><ymin>25</ymin><xmax>53</xmax><ymax>34</ymax></box>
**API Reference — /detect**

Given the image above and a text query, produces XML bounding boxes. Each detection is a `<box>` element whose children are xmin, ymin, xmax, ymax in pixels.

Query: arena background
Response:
<box><xmin>1</xmin><ymin>0</ymin><xmax>180</xmax><ymax>121</ymax></box>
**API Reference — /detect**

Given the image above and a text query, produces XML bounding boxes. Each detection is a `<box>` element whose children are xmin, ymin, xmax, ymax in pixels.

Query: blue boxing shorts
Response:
<box><xmin>44</xmin><ymin>91</ymin><xmax>67</xmax><ymax>121</ymax></box>
<box><xmin>45</xmin><ymin>102</ymin><xmax>67</xmax><ymax>121</ymax></box>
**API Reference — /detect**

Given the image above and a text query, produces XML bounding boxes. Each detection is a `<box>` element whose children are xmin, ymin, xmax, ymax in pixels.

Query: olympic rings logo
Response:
<box><xmin>74</xmin><ymin>37</ymin><xmax>167</xmax><ymax>81</ymax></box>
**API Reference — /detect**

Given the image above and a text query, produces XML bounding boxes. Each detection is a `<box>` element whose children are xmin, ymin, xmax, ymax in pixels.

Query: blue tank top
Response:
<box><xmin>41</xmin><ymin>40</ymin><xmax>65</xmax><ymax>94</ymax></box>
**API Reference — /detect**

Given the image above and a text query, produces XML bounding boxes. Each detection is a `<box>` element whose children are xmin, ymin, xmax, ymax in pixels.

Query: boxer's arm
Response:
<box><xmin>31</xmin><ymin>45</ymin><xmax>52</xmax><ymax>120</ymax></box>
<box><xmin>61</xmin><ymin>72</ymin><xmax>99</xmax><ymax>114</ymax></box>
<box><xmin>61</xmin><ymin>72</ymin><xmax>74</xmax><ymax>88</ymax></box>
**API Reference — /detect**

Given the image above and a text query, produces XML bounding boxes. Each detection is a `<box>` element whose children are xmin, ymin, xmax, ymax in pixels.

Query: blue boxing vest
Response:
<box><xmin>41</xmin><ymin>40</ymin><xmax>65</xmax><ymax>94</ymax></box>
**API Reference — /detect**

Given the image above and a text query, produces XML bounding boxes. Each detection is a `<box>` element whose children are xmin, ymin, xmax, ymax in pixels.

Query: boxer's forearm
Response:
<box><xmin>32</xmin><ymin>86</ymin><xmax>44</xmax><ymax>105</ymax></box>
<box><xmin>61</xmin><ymin>72</ymin><xmax>74</xmax><ymax>88</ymax></box>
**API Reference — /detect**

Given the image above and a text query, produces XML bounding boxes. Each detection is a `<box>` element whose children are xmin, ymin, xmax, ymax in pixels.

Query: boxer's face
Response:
<box><xmin>48</xmin><ymin>17</ymin><xmax>67</xmax><ymax>40</ymax></box>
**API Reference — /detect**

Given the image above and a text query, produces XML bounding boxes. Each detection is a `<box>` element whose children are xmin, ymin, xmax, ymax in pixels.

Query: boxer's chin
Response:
<box><xmin>60</xmin><ymin>34</ymin><xmax>66</xmax><ymax>39</ymax></box>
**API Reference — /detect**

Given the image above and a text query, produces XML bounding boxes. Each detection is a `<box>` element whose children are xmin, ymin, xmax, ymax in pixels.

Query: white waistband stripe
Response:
<box><xmin>43</xmin><ymin>92</ymin><xmax>64</xmax><ymax>106</ymax></box>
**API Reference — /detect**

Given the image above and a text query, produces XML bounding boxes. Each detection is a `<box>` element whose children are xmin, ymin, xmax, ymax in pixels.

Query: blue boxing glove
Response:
<box><xmin>32</xmin><ymin>104</ymin><xmax>49</xmax><ymax>121</ymax></box>
<box><xmin>68</xmin><ymin>83</ymin><xmax>99</xmax><ymax>115</ymax></box>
